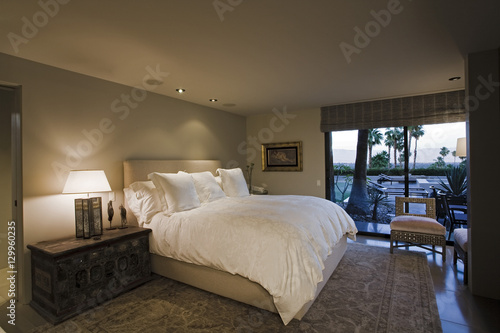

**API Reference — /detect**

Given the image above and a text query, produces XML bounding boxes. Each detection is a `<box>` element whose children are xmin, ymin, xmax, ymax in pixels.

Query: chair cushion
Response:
<box><xmin>454</xmin><ymin>228</ymin><xmax>468</xmax><ymax>251</ymax></box>
<box><xmin>390</xmin><ymin>215</ymin><xmax>446</xmax><ymax>236</ymax></box>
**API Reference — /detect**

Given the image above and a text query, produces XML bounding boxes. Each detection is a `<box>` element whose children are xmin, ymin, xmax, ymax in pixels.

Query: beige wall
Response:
<box><xmin>246</xmin><ymin>108</ymin><xmax>325</xmax><ymax>197</ymax></box>
<box><xmin>0</xmin><ymin>88</ymin><xmax>13</xmax><ymax>269</ymax></box>
<box><xmin>0</xmin><ymin>53</ymin><xmax>246</xmax><ymax>302</ymax></box>
<box><xmin>467</xmin><ymin>49</ymin><xmax>500</xmax><ymax>299</ymax></box>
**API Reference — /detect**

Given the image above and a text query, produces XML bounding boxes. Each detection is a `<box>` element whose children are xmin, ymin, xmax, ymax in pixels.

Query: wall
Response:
<box><xmin>0</xmin><ymin>88</ymin><xmax>13</xmax><ymax>269</ymax></box>
<box><xmin>0</xmin><ymin>53</ymin><xmax>247</xmax><ymax>302</ymax></box>
<box><xmin>246</xmin><ymin>108</ymin><xmax>325</xmax><ymax>197</ymax></box>
<box><xmin>467</xmin><ymin>49</ymin><xmax>500</xmax><ymax>299</ymax></box>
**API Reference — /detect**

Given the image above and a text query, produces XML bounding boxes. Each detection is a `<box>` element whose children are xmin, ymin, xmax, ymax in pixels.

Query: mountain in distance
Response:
<box><xmin>333</xmin><ymin>148</ymin><xmax>463</xmax><ymax>165</ymax></box>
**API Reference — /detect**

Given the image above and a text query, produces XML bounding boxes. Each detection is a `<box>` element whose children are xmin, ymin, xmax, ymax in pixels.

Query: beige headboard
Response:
<box><xmin>123</xmin><ymin>160</ymin><xmax>222</xmax><ymax>225</ymax></box>
<box><xmin>123</xmin><ymin>159</ymin><xmax>222</xmax><ymax>187</ymax></box>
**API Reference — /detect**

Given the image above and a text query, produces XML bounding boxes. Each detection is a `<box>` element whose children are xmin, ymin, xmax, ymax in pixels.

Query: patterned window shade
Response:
<box><xmin>320</xmin><ymin>90</ymin><xmax>466</xmax><ymax>132</ymax></box>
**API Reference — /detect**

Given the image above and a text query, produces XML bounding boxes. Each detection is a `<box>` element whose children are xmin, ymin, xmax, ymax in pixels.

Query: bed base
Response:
<box><xmin>151</xmin><ymin>234</ymin><xmax>347</xmax><ymax>320</ymax></box>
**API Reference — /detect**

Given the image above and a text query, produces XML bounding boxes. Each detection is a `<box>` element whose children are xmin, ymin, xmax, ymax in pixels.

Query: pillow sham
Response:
<box><xmin>124</xmin><ymin>181</ymin><xmax>162</xmax><ymax>225</ymax></box>
<box><xmin>148</xmin><ymin>172</ymin><xmax>201</xmax><ymax>214</ymax></box>
<box><xmin>182</xmin><ymin>171</ymin><xmax>226</xmax><ymax>204</ymax></box>
<box><xmin>216</xmin><ymin>168</ymin><xmax>250</xmax><ymax>197</ymax></box>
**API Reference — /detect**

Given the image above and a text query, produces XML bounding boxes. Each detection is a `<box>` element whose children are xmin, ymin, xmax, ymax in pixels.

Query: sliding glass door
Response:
<box><xmin>326</xmin><ymin>122</ymin><xmax>466</xmax><ymax>237</ymax></box>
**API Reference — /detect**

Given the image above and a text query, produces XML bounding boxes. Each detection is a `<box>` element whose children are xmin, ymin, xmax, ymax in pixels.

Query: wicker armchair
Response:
<box><xmin>390</xmin><ymin>197</ymin><xmax>447</xmax><ymax>261</ymax></box>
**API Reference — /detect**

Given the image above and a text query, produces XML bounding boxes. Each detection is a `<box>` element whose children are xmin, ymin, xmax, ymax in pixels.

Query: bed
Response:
<box><xmin>123</xmin><ymin>159</ymin><xmax>357</xmax><ymax>324</ymax></box>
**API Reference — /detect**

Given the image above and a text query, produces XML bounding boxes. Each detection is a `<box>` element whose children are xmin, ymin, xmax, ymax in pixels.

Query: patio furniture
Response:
<box><xmin>442</xmin><ymin>195</ymin><xmax>468</xmax><ymax>240</ymax></box>
<box><xmin>453</xmin><ymin>228</ymin><xmax>468</xmax><ymax>284</ymax></box>
<box><xmin>382</xmin><ymin>187</ymin><xmax>429</xmax><ymax>198</ymax></box>
<box><xmin>435</xmin><ymin>194</ymin><xmax>448</xmax><ymax>225</ymax></box>
<box><xmin>390</xmin><ymin>197</ymin><xmax>447</xmax><ymax>261</ymax></box>
<box><xmin>368</xmin><ymin>181</ymin><xmax>429</xmax><ymax>198</ymax></box>
<box><xmin>376</xmin><ymin>174</ymin><xmax>418</xmax><ymax>184</ymax></box>
<box><xmin>377</xmin><ymin>174</ymin><xmax>393</xmax><ymax>184</ymax></box>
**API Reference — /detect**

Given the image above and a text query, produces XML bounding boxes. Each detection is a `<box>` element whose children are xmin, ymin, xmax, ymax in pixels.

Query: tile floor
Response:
<box><xmin>1</xmin><ymin>235</ymin><xmax>499</xmax><ymax>332</ymax></box>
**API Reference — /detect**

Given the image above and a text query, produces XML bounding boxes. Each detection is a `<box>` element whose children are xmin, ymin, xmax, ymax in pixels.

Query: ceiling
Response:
<box><xmin>1</xmin><ymin>0</ymin><xmax>499</xmax><ymax>116</ymax></box>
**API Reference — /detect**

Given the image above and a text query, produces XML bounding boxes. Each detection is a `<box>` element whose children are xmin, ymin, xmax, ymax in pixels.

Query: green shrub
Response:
<box><xmin>333</xmin><ymin>164</ymin><xmax>354</xmax><ymax>175</ymax></box>
<box><xmin>367</xmin><ymin>168</ymin><xmax>448</xmax><ymax>176</ymax></box>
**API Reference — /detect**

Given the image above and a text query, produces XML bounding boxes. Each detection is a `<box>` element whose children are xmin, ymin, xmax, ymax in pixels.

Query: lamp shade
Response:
<box><xmin>456</xmin><ymin>137</ymin><xmax>466</xmax><ymax>157</ymax></box>
<box><xmin>62</xmin><ymin>170</ymin><xmax>112</xmax><ymax>194</ymax></box>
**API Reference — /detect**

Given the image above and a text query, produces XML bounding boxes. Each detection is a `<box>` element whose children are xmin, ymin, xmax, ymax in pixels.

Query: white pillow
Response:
<box><xmin>215</xmin><ymin>175</ymin><xmax>222</xmax><ymax>188</ymax></box>
<box><xmin>216</xmin><ymin>168</ymin><xmax>250</xmax><ymax>197</ymax></box>
<box><xmin>148</xmin><ymin>172</ymin><xmax>201</xmax><ymax>214</ymax></box>
<box><xmin>124</xmin><ymin>187</ymin><xmax>141</xmax><ymax>222</ymax></box>
<box><xmin>124</xmin><ymin>181</ymin><xmax>162</xmax><ymax>225</ymax></box>
<box><xmin>184</xmin><ymin>171</ymin><xmax>226</xmax><ymax>204</ymax></box>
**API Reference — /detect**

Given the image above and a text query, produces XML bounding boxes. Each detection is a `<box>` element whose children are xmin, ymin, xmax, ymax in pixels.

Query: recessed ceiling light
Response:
<box><xmin>176</xmin><ymin>88</ymin><xmax>186</xmax><ymax>93</ymax></box>
<box><xmin>209</xmin><ymin>99</ymin><xmax>217</xmax><ymax>102</ymax></box>
<box><xmin>449</xmin><ymin>76</ymin><xmax>461</xmax><ymax>81</ymax></box>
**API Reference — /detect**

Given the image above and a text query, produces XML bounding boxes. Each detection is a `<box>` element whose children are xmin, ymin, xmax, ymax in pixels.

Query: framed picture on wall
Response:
<box><xmin>261</xmin><ymin>141</ymin><xmax>303</xmax><ymax>171</ymax></box>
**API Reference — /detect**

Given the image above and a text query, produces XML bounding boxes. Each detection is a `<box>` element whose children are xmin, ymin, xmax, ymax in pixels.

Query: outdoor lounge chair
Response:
<box><xmin>377</xmin><ymin>173</ymin><xmax>393</xmax><ymax>184</ymax></box>
<box><xmin>390</xmin><ymin>197</ymin><xmax>447</xmax><ymax>261</ymax></box>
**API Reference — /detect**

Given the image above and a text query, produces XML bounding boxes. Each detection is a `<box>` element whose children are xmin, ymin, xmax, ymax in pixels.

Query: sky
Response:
<box><xmin>331</xmin><ymin>122</ymin><xmax>466</xmax><ymax>164</ymax></box>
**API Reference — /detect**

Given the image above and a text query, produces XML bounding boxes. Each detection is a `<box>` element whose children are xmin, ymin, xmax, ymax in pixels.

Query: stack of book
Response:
<box><xmin>74</xmin><ymin>197</ymin><xmax>103</xmax><ymax>239</ymax></box>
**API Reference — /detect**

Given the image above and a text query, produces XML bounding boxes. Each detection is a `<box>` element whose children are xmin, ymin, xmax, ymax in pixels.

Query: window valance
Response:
<box><xmin>320</xmin><ymin>90</ymin><xmax>466</xmax><ymax>132</ymax></box>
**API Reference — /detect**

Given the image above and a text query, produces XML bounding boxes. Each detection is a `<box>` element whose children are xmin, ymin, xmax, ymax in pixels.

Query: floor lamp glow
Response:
<box><xmin>63</xmin><ymin>170</ymin><xmax>111</xmax><ymax>239</ymax></box>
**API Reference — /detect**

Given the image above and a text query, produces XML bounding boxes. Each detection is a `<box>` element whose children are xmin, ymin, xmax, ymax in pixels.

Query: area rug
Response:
<box><xmin>31</xmin><ymin>243</ymin><xmax>442</xmax><ymax>333</ymax></box>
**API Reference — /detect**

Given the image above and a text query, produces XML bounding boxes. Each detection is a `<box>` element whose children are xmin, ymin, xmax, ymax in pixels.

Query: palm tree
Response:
<box><xmin>440</xmin><ymin>146</ymin><xmax>450</xmax><ymax>159</ymax></box>
<box><xmin>368</xmin><ymin>128</ymin><xmax>383</xmax><ymax>168</ymax></box>
<box><xmin>385</xmin><ymin>127</ymin><xmax>403</xmax><ymax>168</ymax></box>
<box><xmin>346</xmin><ymin>129</ymin><xmax>371</xmax><ymax>215</ymax></box>
<box><xmin>407</xmin><ymin>126</ymin><xmax>417</xmax><ymax>161</ymax></box>
<box><xmin>384</xmin><ymin>129</ymin><xmax>394</xmax><ymax>168</ymax></box>
<box><xmin>410</xmin><ymin>125</ymin><xmax>425</xmax><ymax>170</ymax></box>
<box><xmin>395</xmin><ymin>132</ymin><xmax>405</xmax><ymax>168</ymax></box>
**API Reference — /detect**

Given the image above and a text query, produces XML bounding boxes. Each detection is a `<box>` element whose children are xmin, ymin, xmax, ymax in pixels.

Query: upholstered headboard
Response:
<box><xmin>123</xmin><ymin>159</ymin><xmax>222</xmax><ymax>187</ymax></box>
<box><xmin>122</xmin><ymin>160</ymin><xmax>222</xmax><ymax>225</ymax></box>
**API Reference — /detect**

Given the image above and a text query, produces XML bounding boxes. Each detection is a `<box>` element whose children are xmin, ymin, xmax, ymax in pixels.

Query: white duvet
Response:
<box><xmin>146</xmin><ymin>195</ymin><xmax>357</xmax><ymax>324</ymax></box>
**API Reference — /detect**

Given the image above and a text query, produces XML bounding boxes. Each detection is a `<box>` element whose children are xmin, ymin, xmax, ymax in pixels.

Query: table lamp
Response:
<box><xmin>63</xmin><ymin>170</ymin><xmax>112</xmax><ymax>239</ymax></box>
<box><xmin>456</xmin><ymin>137</ymin><xmax>466</xmax><ymax>157</ymax></box>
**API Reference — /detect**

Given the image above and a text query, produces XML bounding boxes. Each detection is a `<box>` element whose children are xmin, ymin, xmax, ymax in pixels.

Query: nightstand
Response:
<box><xmin>28</xmin><ymin>226</ymin><xmax>151</xmax><ymax>324</ymax></box>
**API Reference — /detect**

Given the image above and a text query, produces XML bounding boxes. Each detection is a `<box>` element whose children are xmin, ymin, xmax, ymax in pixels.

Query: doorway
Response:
<box><xmin>0</xmin><ymin>83</ymin><xmax>22</xmax><ymax>306</ymax></box>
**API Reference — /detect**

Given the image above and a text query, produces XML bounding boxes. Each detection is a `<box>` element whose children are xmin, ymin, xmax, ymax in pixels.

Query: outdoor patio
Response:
<box><xmin>334</xmin><ymin>175</ymin><xmax>466</xmax><ymax>243</ymax></box>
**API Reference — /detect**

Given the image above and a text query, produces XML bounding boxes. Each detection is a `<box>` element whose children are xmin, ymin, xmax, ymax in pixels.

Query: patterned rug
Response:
<box><xmin>31</xmin><ymin>243</ymin><xmax>442</xmax><ymax>332</ymax></box>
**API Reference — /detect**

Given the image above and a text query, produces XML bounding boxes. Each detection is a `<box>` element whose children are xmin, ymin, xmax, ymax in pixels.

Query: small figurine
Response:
<box><xmin>119</xmin><ymin>204</ymin><xmax>128</xmax><ymax>229</ymax></box>
<box><xmin>106</xmin><ymin>200</ymin><xmax>116</xmax><ymax>230</ymax></box>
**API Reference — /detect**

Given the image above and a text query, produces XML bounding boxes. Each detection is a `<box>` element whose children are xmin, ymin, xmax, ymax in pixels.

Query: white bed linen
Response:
<box><xmin>146</xmin><ymin>195</ymin><xmax>357</xmax><ymax>324</ymax></box>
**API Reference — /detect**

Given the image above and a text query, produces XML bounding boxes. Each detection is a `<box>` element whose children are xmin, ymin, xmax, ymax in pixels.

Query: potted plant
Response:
<box><xmin>438</xmin><ymin>166</ymin><xmax>467</xmax><ymax>203</ymax></box>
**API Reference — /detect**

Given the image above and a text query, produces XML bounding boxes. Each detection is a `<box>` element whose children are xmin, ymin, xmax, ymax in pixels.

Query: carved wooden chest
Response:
<box><xmin>28</xmin><ymin>227</ymin><xmax>151</xmax><ymax>324</ymax></box>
